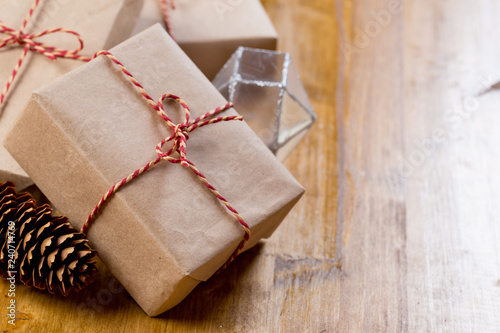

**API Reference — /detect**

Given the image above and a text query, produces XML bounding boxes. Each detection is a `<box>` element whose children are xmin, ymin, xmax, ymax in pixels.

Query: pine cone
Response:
<box><xmin>0</xmin><ymin>181</ymin><xmax>98</xmax><ymax>296</ymax></box>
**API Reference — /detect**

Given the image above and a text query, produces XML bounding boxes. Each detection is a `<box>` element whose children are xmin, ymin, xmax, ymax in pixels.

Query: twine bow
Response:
<box><xmin>82</xmin><ymin>51</ymin><xmax>251</xmax><ymax>272</ymax></box>
<box><xmin>0</xmin><ymin>0</ymin><xmax>90</xmax><ymax>107</ymax></box>
<box><xmin>160</xmin><ymin>0</ymin><xmax>176</xmax><ymax>38</ymax></box>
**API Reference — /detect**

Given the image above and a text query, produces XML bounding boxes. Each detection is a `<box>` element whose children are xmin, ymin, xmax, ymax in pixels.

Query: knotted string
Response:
<box><xmin>160</xmin><ymin>0</ymin><xmax>176</xmax><ymax>39</ymax></box>
<box><xmin>81</xmin><ymin>50</ymin><xmax>251</xmax><ymax>272</ymax></box>
<box><xmin>0</xmin><ymin>0</ymin><xmax>91</xmax><ymax>109</ymax></box>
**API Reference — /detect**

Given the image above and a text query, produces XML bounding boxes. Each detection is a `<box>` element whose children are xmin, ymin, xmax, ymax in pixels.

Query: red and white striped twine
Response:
<box><xmin>82</xmin><ymin>50</ymin><xmax>251</xmax><ymax>273</ymax></box>
<box><xmin>0</xmin><ymin>0</ymin><xmax>91</xmax><ymax>108</ymax></box>
<box><xmin>160</xmin><ymin>0</ymin><xmax>176</xmax><ymax>39</ymax></box>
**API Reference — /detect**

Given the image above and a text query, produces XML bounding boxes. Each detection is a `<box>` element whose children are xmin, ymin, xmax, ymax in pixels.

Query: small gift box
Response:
<box><xmin>213</xmin><ymin>47</ymin><xmax>317</xmax><ymax>161</ymax></box>
<box><xmin>132</xmin><ymin>0</ymin><xmax>278</xmax><ymax>80</ymax></box>
<box><xmin>0</xmin><ymin>0</ymin><xmax>144</xmax><ymax>190</ymax></box>
<box><xmin>5</xmin><ymin>25</ymin><xmax>304</xmax><ymax>316</ymax></box>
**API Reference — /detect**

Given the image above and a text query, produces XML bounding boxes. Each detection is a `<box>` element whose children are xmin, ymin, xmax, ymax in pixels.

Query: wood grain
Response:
<box><xmin>2</xmin><ymin>0</ymin><xmax>500</xmax><ymax>331</ymax></box>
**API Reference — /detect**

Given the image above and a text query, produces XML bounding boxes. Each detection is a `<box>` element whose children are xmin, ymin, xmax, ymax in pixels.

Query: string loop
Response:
<box><xmin>0</xmin><ymin>0</ymin><xmax>91</xmax><ymax>106</ymax></box>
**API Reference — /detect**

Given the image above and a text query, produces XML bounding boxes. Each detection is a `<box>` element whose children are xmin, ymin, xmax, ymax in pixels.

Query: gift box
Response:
<box><xmin>0</xmin><ymin>0</ymin><xmax>144</xmax><ymax>190</ymax></box>
<box><xmin>132</xmin><ymin>0</ymin><xmax>278</xmax><ymax>80</ymax></box>
<box><xmin>213</xmin><ymin>47</ymin><xmax>317</xmax><ymax>161</ymax></box>
<box><xmin>5</xmin><ymin>25</ymin><xmax>304</xmax><ymax>316</ymax></box>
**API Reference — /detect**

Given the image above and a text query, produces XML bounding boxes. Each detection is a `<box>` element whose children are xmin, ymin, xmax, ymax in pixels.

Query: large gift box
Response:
<box><xmin>5</xmin><ymin>25</ymin><xmax>304</xmax><ymax>316</ymax></box>
<box><xmin>0</xmin><ymin>0</ymin><xmax>144</xmax><ymax>189</ymax></box>
<box><xmin>132</xmin><ymin>0</ymin><xmax>278</xmax><ymax>80</ymax></box>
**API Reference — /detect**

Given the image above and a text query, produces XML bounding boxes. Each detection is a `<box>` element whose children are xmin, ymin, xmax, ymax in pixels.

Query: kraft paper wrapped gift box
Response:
<box><xmin>0</xmin><ymin>0</ymin><xmax>144</xmax><ymax>190</ymax></box>
<box><xmin>132</xmin><ymin>0</ymin><xmax>278</xmax><ymax>80</ymax></box>
<box><xmin>5</xmin><ymin>24</ymin><xmax>304</xmax><ymax>316</ymax></box>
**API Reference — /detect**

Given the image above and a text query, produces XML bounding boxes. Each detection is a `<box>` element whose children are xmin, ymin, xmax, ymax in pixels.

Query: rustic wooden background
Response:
<box><xmin>3</xmin><ymin>0</ymin><xmax>500</xmax><ymax>331</ymax></box>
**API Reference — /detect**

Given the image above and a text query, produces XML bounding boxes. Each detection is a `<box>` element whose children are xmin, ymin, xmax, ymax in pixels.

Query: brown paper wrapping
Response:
<box><xmin>0</xmin><ymin>0</ymin><xmax>144</xmax><ymax>190</ymax></box>
<box><xmin>132</xmin><ymin>0</ymin><xmax>278</xmax><ymax>80</ymax></box>
<box><xmin>5</xmin><ymin>25</ymin><xmax>303</xmax><ymax>316</ymax></box>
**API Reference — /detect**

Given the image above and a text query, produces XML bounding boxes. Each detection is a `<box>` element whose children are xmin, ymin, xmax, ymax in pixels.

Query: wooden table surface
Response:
<box><xmin>3</xmin><ymin>0</ymin><xmax>500</xmax><ymax>332</ymax></box>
